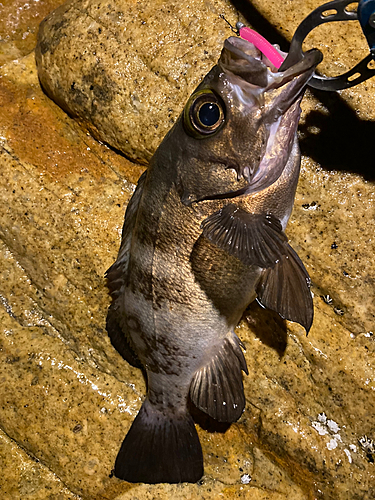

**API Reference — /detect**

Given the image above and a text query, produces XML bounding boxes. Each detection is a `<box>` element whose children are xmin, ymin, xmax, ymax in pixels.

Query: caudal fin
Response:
<box><xmin>114</xmin><ymin>399</ymin><xmax>203</xmax><ymax>484</ymax></box>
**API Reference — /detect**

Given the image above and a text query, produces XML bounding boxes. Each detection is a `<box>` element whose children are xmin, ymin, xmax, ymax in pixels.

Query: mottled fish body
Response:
<box><xmin>106</xmin><ymin>36</ymin><xmax>322</xmax><ymax>483</ymax></box>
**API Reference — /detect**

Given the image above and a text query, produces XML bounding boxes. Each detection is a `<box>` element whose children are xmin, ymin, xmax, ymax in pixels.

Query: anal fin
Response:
<box><xmin>189</xmin><ymin>334</ymin><xmax>248</xmax><ymax>423</ymax></box>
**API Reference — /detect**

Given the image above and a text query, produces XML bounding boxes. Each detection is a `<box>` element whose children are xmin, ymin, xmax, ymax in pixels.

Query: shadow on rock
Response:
<box><xmin>232</xmin><ymin>0</ymin><xmax>375</xmax><ymax>182</ymax></box>
<box><xmin>299</xmin><ymin>88</ymin><xmax>375</xmax><ymax>181</ymax></box>
<box><xmin>244</xmin><ymin>301</ymin><xmax>288</xmax><ymax>358</ymax></box>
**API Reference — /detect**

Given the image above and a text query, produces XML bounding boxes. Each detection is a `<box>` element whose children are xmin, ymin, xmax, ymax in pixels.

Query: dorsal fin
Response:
<box><xmin>106</xmin><ymin>171</ymin><xmax>147</xmax><ymax>369</ymax></box>
<box><xmin>106</xmin><ymin>170</ymin><xmax>147</xmax><ymax>298</ymax></box>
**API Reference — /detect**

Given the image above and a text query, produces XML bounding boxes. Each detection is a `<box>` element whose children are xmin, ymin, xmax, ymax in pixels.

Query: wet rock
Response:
<box><xmin>0</xmin><ymin>0</ymin><xmax>375</xmax><ymax>499</ymax></box>
<box><xmin>35</xmin><ymin>0</ymin><xmax>245</xmax><ymax>164</ymax></box>
<box><xmin>0</xmin><ymin>429</ymin><xmax>78</xmax><ymax>499</ymax></box>
<box><xmin>0</xmin><ymin>10</ymin><xmax>309</xmax><ymax>499</ymax></box>
<box><xmin>241</xmin><ymin>305</ymin><xmax>375</xmax><ymax>499</ymax></box>
<box><xmin>35</xmin><ymin>0</ymin><xmax>375</xmax><ymax>335</ymax></box>
<box><xmin>0</xmin><ymin>306</ymin><xmax>142</xmax><ymax>499</ymax></box>
<box><xmin>0</xmin><ymin>0</ymin><xmax>64</xmax><ymax>66</ymax></box>
<box><xmin>0</xmin><ymin>52</ymin><xmax>144</xmax><ymax>376</ymax></box>
<box><xmin>0</xmin><ymin>50</ymin><xmax>143</xmax><ymax>499</ymax></box>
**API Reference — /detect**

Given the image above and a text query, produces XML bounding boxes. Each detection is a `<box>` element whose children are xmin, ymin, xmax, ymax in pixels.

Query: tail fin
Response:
<box><xmin>114</xmin><ymin>399</ymin><xmax>203</xmax><ymax>484</ymax></box>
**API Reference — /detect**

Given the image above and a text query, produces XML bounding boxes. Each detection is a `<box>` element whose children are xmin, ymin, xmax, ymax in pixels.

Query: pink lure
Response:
<box><xmin>239</xmin><ymin>26</ymin><xmax>284</xmax><ymax>69</ymax></box>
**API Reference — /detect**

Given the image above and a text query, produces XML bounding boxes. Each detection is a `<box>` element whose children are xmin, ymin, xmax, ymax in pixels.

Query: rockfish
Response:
<box><xmin>106</xmin><ymin>35</ymin><xmax>321</xmax><ymax>484</ymax></box>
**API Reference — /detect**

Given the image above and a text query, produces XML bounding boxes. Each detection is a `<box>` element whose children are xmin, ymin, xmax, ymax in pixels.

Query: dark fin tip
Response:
<box><xmin>188</xmin><ymin>398</ymin><xmax>231</xmax><ymax>433</ymax></box>
<box><xmin>256</xmin><ymin>245</ymin><xmax>314</xmax><ymax>333</ymax></box>
<box><xmin>115</xmin><ymin>400</ymin><xmax>203</xmax><ymax>484</ymax></box>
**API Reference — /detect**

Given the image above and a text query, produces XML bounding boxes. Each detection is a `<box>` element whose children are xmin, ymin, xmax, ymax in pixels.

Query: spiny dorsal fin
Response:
<box><xmin>189</xmin><ymin>334</ymin><xmax>248</xmax><ymax>423</ymax></box>
<box><xmin>201</xmin><ymin>204</ymin><xmax>287</xmax><ymax>268</ymax></box>
<box><xmin>106</xmin><ymin>170</ymin><xmax>147</xmax><ymax>298</ymax></box>
<box><xmin>256</xmin><ymin>244</ymin><xmax>313</xmax><ymax>333</ymax></box>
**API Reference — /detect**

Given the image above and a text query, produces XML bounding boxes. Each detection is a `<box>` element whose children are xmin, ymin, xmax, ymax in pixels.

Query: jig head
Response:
<box><xmin>219</xmin><ymin>14</ymin><xmax>285</xmax><ymax>69</ymax></box>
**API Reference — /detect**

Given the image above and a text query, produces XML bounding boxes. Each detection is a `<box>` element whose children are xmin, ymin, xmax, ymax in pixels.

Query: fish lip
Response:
<box><xmin>220</xmin><ymin>36</ymin><xmax>322</xmax><ymax>89</ymax></box>
<box><xmin>275</xmin><ymin>48</ymin><xmax>323</xmax><ymax>85</ymax></box>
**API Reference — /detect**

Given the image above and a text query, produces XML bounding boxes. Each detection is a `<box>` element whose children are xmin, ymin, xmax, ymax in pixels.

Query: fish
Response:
<box><xmin>106</xmin><ymin>35</ymin><xmax>322</xmax><ymax>484</ymax></box>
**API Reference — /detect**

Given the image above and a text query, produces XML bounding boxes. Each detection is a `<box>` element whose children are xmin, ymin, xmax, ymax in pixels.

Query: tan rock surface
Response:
<box><xmin>0</xmin><ymin>0</ymin><xmax>65</xmax><ymax>66</ymax></box>
<box><xmin>0</xmin><ymin>428</ymin><xmax>80</xmax><ymax>500</ymax></box>
<box><xmin>1</xmin><ymin>0</ymin><xmax>374</xmax><ymax>499</ymax></box>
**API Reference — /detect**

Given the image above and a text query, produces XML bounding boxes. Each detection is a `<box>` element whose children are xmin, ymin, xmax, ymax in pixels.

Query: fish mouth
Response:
<box><xmin>220</xmin><ymin>36</ymin><xmax>322</xmax><ymax>95</ymax></box>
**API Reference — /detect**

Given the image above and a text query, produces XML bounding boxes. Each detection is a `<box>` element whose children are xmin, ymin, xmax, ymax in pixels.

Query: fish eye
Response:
<box><xmin>183</xmin><ymin>90</ymin><xmax>225</xmax><ymax>138</ymax></box>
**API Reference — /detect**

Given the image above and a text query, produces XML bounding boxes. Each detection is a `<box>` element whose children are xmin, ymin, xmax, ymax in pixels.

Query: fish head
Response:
<box><xmin>164</xmin><ymin>36</ymin><xmax>322</xmax><ymax>205</ymax></box>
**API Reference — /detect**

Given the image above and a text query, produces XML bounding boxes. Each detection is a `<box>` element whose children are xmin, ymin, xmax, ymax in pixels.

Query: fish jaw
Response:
<box><xmin>214</xmin><ymin>37</ymin><xmax>323</xmax><ymax>197</ymax></box>
<box><xmin>218</xmin><ymin>36</ymin><xmax>322</xmax><ymax>109</ymax></box>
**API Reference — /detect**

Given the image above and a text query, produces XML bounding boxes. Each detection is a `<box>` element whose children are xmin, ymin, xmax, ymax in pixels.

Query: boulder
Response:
<box><xmin>35</xmin><ymin>0</ymin><xmax>245</xmax><ymax>164</ymax></box>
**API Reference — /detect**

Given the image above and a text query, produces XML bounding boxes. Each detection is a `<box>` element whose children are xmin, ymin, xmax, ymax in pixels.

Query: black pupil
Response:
<box><xmin>198</xmin><ymin>102</ymin><xmax>220</xmax><ymax>126</ymax></box>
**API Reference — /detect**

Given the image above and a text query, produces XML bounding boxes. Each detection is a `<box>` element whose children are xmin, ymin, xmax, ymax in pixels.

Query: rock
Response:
<box><xmin>0</xmin><ymin>428</ymin><xmax>78</xmax><ymax>500</ymax></box>
<box><xmin>0</xmin><ymin>0</ymin><xmax>65</xmax><ymax>67</ymax></box>
<box><xmin>35</xmin><ymin>0</ymin><xmax>245</xmax><ymax>164</ymax></box>
<box><xmin>0</xmin><ymin>9</ymin><xmax>309</xmax><ymax>499</ymax></box>
<box><xmin>0</xmin><ymin>50</ymin><xmax>143</xmax><ymax>500</ymax></box>
<box><xmin>35</xmin><ymin>0</ymin><xmax>375</xmax><ymax>333</ymax></box>
<box><xmin>1</xmin><ymin>0</ymin><xmax>375</xmax><ymax>499</ymax></box>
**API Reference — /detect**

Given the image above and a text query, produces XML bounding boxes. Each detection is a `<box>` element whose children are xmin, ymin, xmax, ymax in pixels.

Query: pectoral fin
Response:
<box><xmin>201</xmin><ymin>203</ymin><xmax>287</xmax><ymax>268</ymax></box>
<box><xmin>189</xmin><ymin>334</ymin><xmax>248</xmax><ymax>423</ymax></box>
<box><xmin>201</xmin><ymin>203</ymin><xmax>313</xmax><ymax>332</ymax></box>
<box><xmin>256</xmin><ymin>244</ymin><xmax>313</xmax><ymax>333</ymax></box>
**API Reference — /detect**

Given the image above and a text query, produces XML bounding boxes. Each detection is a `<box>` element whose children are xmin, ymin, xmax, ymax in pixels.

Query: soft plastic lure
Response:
<box><xmin>237</xmin><ymin>24</ymin><xmax>285</xmax><ymax>69</ymax></box>
<box><xmin>219</xmin><ymin>16</ymin><xmax>285</xmax><ymax>69</ymax></box>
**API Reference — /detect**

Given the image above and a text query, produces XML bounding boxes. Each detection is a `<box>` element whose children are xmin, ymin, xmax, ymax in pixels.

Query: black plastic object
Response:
<box><xmin>280</xmin><ymin>0</ymin><xmax>375</xmax><ymax>90</ymax></box>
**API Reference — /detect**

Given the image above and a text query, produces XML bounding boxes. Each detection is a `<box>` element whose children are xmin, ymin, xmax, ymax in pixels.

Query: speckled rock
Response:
<box><xmin>0</xmin><ymin>10</ymin><xmax>309</xmax><ymax>500</ymax></box>
<box><xmin>0</xmin><ymin>429</ymin><xmax>79</xmax><ymax>500</ymax></box>
<box><xmin>35</xmin><ymin>0</ymin><xmax>246</xmax><ymax>164</ymax></box>
<box><xmin>35</xmin><ymin>0</ymin><xmax>375</xmax><ymax>338</ymax></box>
<box><xmin>1</xmin><ymin>0</ymin><xmax>375</xmax><ymax>499</ymax></box>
